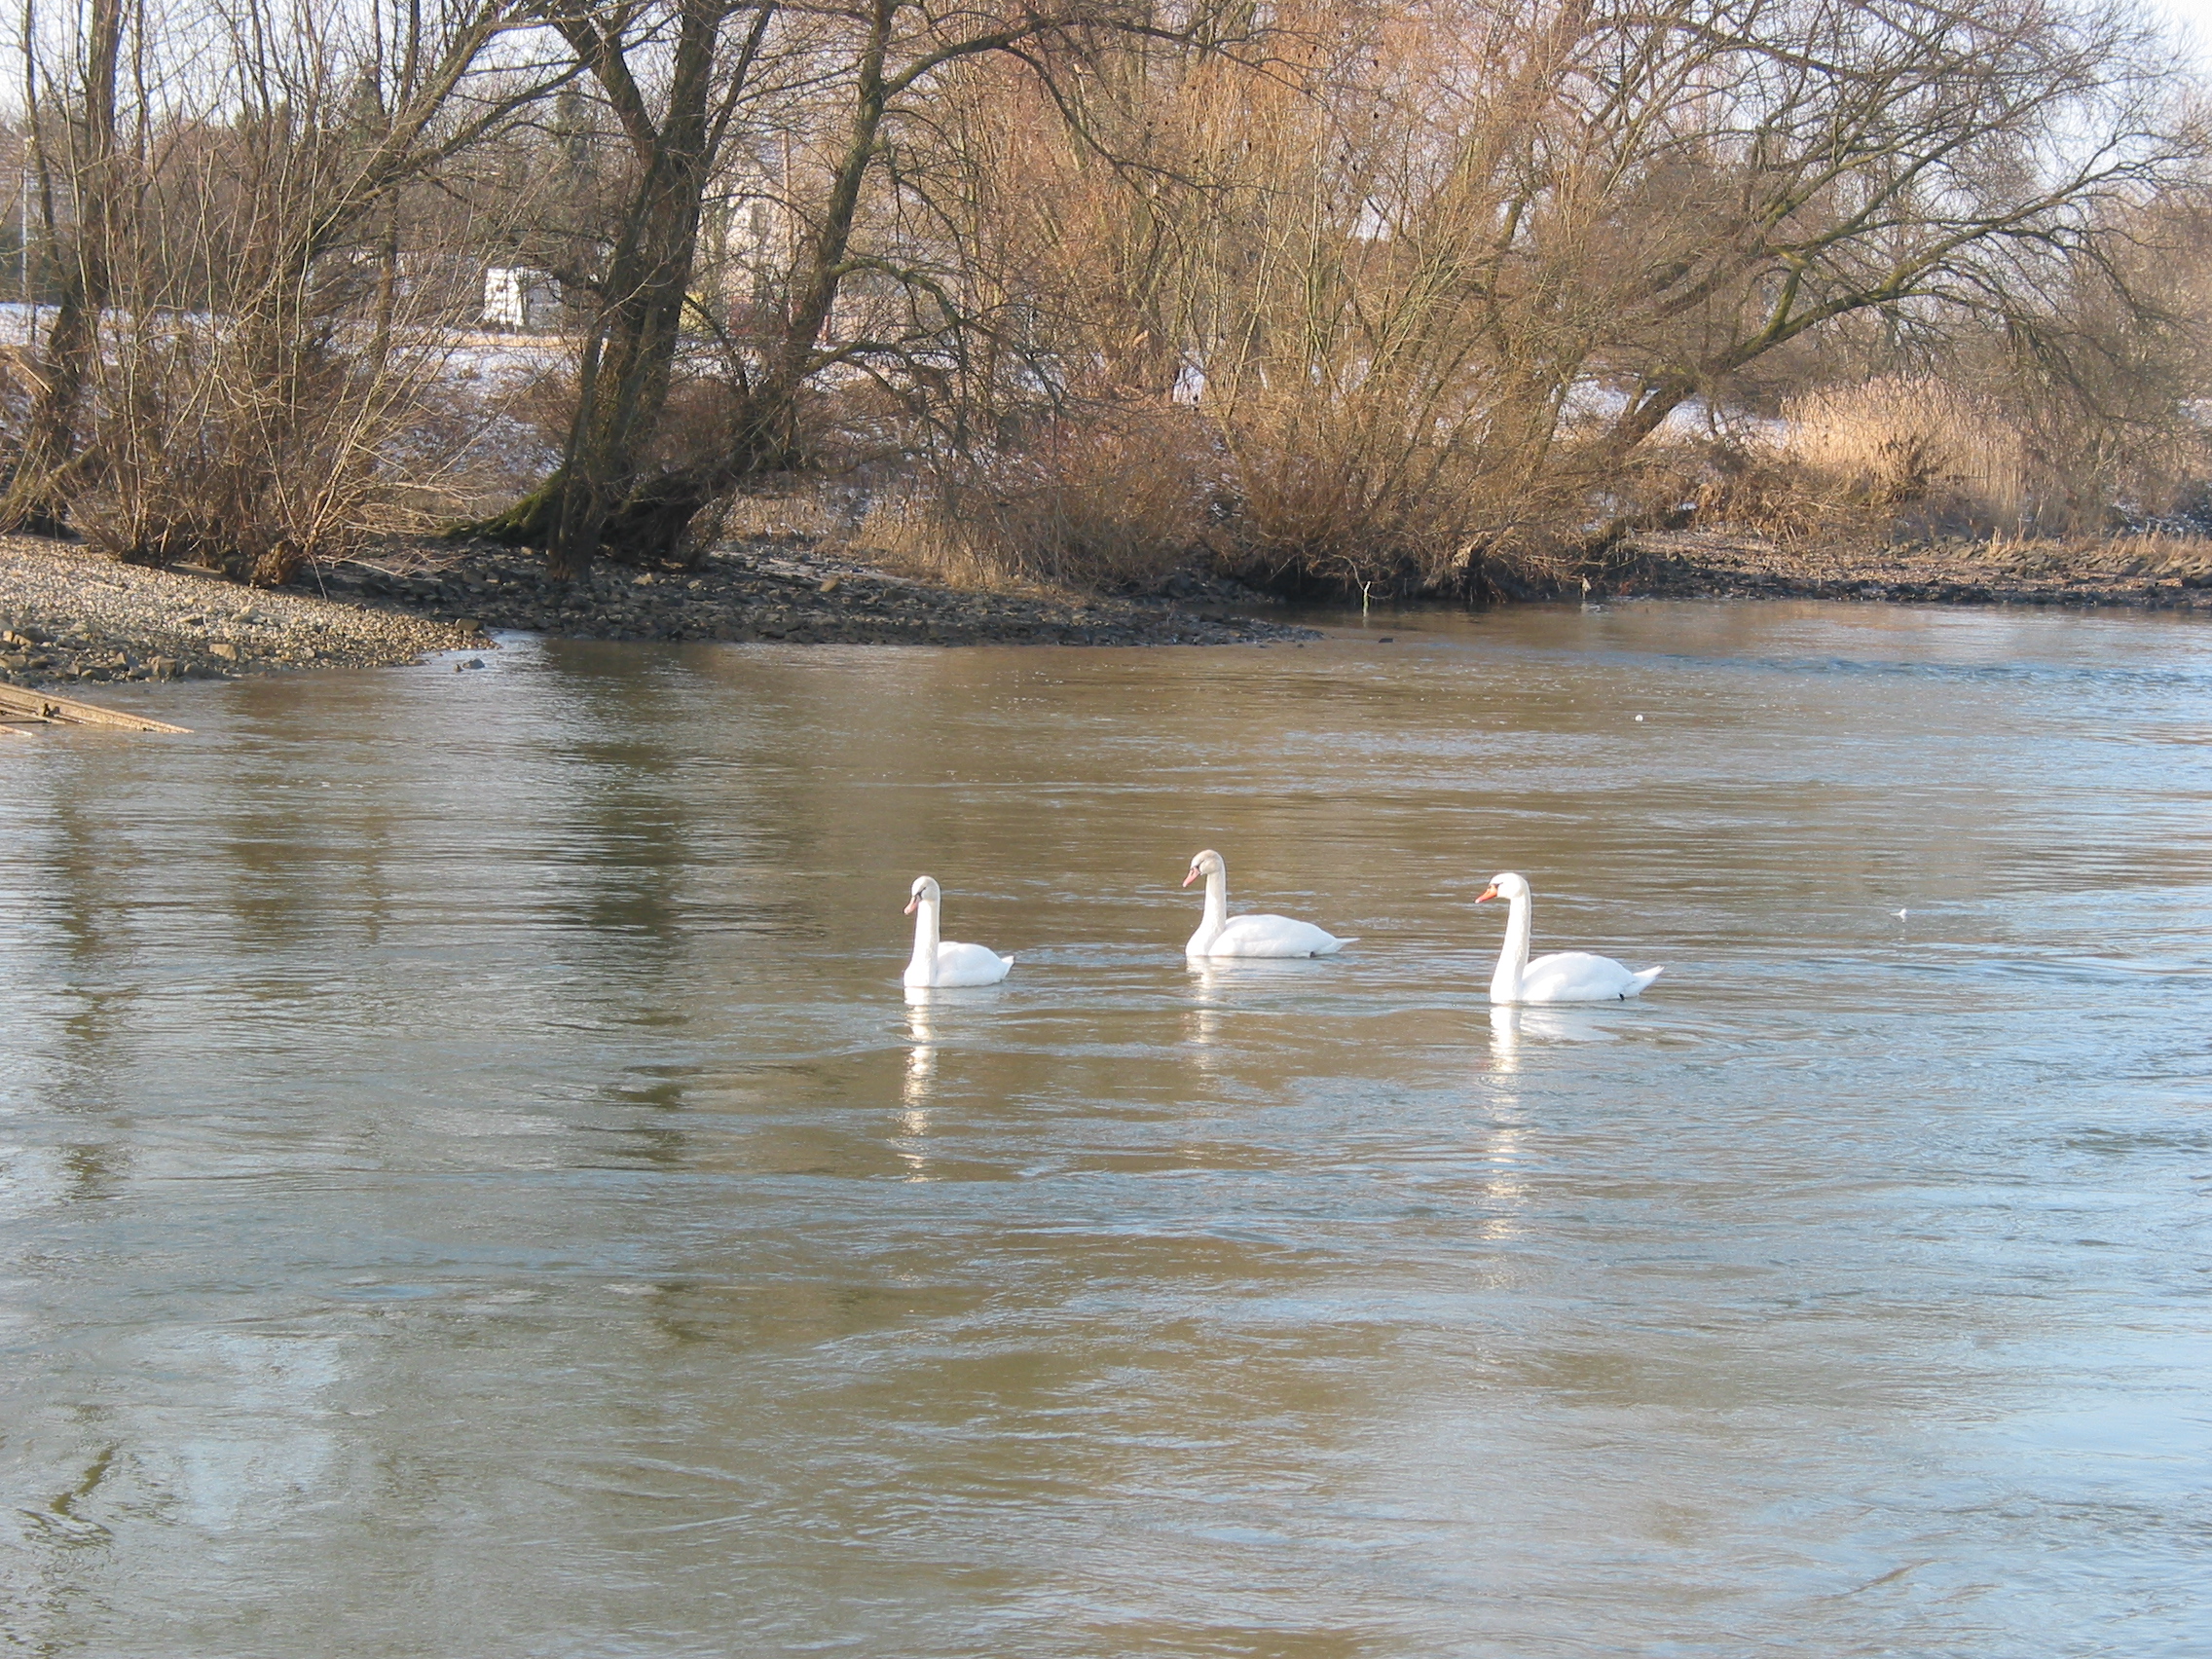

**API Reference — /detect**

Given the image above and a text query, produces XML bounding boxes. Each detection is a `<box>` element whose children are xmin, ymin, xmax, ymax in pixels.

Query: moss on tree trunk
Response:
<box><xmin>449</xmin><ymin>464</ymin><xmax>718</xmax><ymax>568</ymax></box>
<box><xmin>444</xmin><ymin>473</ymin><xmax>567</xmax><ymax>546</ymax></box>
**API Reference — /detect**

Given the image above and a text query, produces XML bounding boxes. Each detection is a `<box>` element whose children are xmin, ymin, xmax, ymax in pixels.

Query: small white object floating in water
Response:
<box><xmin>1182</xmin><ymin>848</ymin><xmax>1353</xmax><ymax>959</ymax></box>
<box><xmin>903</xmin><ymin>876</ymin><xmax>1013</xmax><ymax>988</ymax></box>
<box><xmin>1477</xmin><ymin>872</ymin><xmax>1663</xmax><ymax>1003</ymax></box>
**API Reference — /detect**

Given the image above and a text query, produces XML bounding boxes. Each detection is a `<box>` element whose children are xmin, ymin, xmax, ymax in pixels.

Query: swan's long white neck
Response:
<box><xmin>1186</xmin><ymin>861</ymin><xmax>1230</xmax><ymax>951</ymax></box>
<box><xmin>1492</xmin><ymin>889</ymin><xmax>1531</xmax><ymax>1003</ymax></box>
<box><xmin>907</xmin><ymin>897</ymin><xmax>940</xmax><ymax>983</ymax></box>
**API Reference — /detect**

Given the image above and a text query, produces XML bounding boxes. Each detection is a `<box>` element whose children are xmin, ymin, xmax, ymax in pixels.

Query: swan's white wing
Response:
<box><xmin>1517</xmin><ymin>950</ymin><xmax>1660</xmax><ymax>1003</ymax></box>
<box><xmin>932</xmin><ymin>940</ymin><xmax>1013</xmax><ymax>986</ymax></box>
<box><xmin>1198</xmin><ymin>914</ymin><xmax>1347</xmax><ymax>959</ymax></box>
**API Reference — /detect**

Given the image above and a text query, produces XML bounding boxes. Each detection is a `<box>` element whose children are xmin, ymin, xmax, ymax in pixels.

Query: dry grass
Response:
<box><xmin>851</xmin><ymin>408</ymin><xmax>1213</xmax><ymax>592</ymax></box>
<box><xmin>1680</xmin><ymin>373</ymin><xmax>2212</xmax><ymax>556</ymax></box>
<box><xmin>1781</xmin><ymin>378</ymin><xmax>2030</xmax><ymax>532</ymax></box>
<box><xmin>1972</xmin><ymin>530</ymin><xmax>2212</xmax><ymax>579</ymax></box>
<box><xmin>705</xmin><ymin>489</ymin><xmax>866</xmax><ymax>544</ymax></box>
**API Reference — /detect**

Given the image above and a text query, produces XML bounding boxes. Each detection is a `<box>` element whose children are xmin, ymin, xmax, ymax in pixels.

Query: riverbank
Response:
<box><xmin>0</xmin><ymin>535</ymin><xmax>482</xmax><ymax>687</ymax></box>
<box><xmin>1616</xmin><ymin>529</ymin><xmax>2212</xmax><ymax>609</ymax></box>
<box><xmin>0</xmin><ymin>534</ymin><xmax>1315</xmax><ymax>690</ymax></box>
<box><xmin>313</xmin><ymin>537</ymin><xmax>1311</xmax><ymax>647</ymax></box>
<box><xmin>15</xmin><ymin>524</ymin><xmax>2203</xmax><ymax>696</ymax></box>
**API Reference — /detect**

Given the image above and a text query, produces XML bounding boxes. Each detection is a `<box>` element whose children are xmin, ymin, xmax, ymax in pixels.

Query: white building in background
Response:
<box><xmin>482</xmin><ymin>267</ymin><xmax>558</xmax><ymax>330</ymax></box>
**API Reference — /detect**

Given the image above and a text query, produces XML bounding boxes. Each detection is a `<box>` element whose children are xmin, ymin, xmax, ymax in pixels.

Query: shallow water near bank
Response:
<box><xmin>3</xmin><ymin>599</ymin><xmax>2209</xmax><ymax>1657</ymax></box>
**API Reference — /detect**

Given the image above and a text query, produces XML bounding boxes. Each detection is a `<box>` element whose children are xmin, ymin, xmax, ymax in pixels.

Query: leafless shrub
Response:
<box><xmin>384</xmin><ymin>352</ymin><xmax>572</xmax><ymax>526</ymax></box>
<box><xmin>949</xmin><ymin>0</ymin><xmax>2204</xmax><ymax>592</ymax></box>
<box><xmin>1</xmin><ymin>0</ymin><xmax>559</xmax><ymax>576</ymax></box>
<box><xmin>74</xmin><ymin>316</ymin><xmax>461</xmax><ymax>582</ymax></box>
<box><xmin>706</xmin><ymin>488</ymin><xmax>864</xmax><ymax>543</ymax></box>
<box><xmin>855</xmin><ymin>405</ymin><xmax>1214</xmax><ymax>591</ymax></box>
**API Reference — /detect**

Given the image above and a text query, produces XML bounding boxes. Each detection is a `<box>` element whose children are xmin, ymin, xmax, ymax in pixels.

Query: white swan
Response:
<box><xmin>903</xmin><ymin>876</ymin><xmax>1013</xmax><ymax>988</ymax></box>
<box><xmin>1477</xmin><ymin>872</ymin><xmax>1663</xmax><ymax>1003</ymax></box>
<box><xmin>1183</xmin><ymin>848</ymin><xmax>1352</xmax><ymax>959</ymax></box>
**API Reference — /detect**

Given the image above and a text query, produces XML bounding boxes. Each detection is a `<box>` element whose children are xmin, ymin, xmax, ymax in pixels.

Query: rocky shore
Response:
<box><xmin>0</xmin><ymin>533</ymin><xmax>1313</xmax><ymax>691</ymax></box>
<box><xmin>1617</xmin><ymin>529</ymin><xmax>2212</xmax><ymax>609</ymax></box>
<box><xmin>315</xmin><ymin>537</ymin><xmax>1309</xmax><ymax>647</ymax></box>
<box><xmin>0</xmin><ymin>534</ymin><xmax>482</xmax><ymax>688</ymax></box>
<box><xmin>16</xmin><ymin>520</ymin><xmax>2198</xmax><ymax>697</ymax></box>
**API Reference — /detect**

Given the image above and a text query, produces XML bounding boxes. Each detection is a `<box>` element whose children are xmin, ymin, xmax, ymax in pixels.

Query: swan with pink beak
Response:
<box><xmin>903</xmin><ymin>876</ymin><xmax>1014</xmax><ymax>988</ymax></box>
<box><xmin>1182</xmin><ymin>849</ymin><xmax>1353</xmax><ymax>959</ymax></box>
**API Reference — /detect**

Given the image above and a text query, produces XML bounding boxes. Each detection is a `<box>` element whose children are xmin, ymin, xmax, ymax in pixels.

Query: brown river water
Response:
<box><xmin>3</xmin><ymin>601</ymin><xmax>2208</xmax><ymax>1656</ymax></box>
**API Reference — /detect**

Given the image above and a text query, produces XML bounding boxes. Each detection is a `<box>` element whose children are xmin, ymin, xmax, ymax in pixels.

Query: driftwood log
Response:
<box><xmin>0</xmin><ymin>682</ymin><xmax>190</xmax><ymax>734</ymax></box>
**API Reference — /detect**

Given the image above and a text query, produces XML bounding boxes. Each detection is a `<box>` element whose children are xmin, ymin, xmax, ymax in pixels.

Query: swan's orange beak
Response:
<box><xmin>903</xmin><ymin>897</ymin><xmax>919</xmax><ymax>914</ymax></box>
<box><xmin>1183</xmin><ymin>868</ymin><xmax>1199</xmax><ymax>887</ymax></box>
<box><xmin>1476</xmin><ymin>884</ymin><xmax>1498</xmax><ymax>903</ymax></box>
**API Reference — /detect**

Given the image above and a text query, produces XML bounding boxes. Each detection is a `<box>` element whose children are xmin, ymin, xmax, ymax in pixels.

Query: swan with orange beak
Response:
<box><xmin>1476</xmin><ymin>872</ymin><xmax>1663</xmax><ymax>1003</ymax></box>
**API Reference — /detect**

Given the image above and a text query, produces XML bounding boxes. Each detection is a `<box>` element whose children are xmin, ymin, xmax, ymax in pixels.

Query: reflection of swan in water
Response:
<box><xmin>1186</xmin><ymin>953</ymin><xmax>1350</xmax><ymax>1064</ymax></box>
<box><xmin>1184</xmin><ymin>961</ymin><xmax>1232</xmax><ymax>1062</ymax></box>
<box><xmin>1488</xmin><ymin>1005</ymin><xmax>1524</xmax><ymax>1075</ymax></box>
<box><xmin>1474</xmin><ymin>1010</ymin><xmax>1534</xmax><ymax>1236</ymax></box>
<box><xmin>1487</xmin><ymin>1003</ymin><xmax>1622</xmax><ymax>1068</ymax></box>
<box><xmin>898</xmin><ymin>989</ymin><xmax>940</xmax><ymax>1174</ymax></box>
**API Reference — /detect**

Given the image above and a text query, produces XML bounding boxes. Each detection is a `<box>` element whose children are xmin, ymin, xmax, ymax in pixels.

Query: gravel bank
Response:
<box><xmin>312</xmin><ymin>538</ymin><xmax>1313</xmax><ymax>647</ymax></box>
<box><xmin>0</xmin><ymin>532</ymin><xmax>1313</xmax><ymax>691</ymax></box>
<box><xmin>0</xmin><ymin>535</ymin><xmax>481</xmax><ymax>688</ymax></box>
<box><xmin>1617</xmin><ymin>529</ymin><xmax>2212</xmax><ymax>609</ymax></box>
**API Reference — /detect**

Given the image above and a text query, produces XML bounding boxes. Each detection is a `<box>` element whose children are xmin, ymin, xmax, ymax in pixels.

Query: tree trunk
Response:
<box><xmin>473</xmin><ymin>0</ymin><xmax>1065</xmax><ymax>573</ymax></box>
<box><xmin>511</xmin><ymin>0</ymin><xmax>899</xmax><ymax>571</ymax></box>
<box><xmin>542</xmin><ymin>2</ymin><xmax>727</xmax><ymax>581</ymax></box>
<box><xmin>562</xmin><ymin>0</ymin><xmax>898</xmax><ymax>569</ymax></box>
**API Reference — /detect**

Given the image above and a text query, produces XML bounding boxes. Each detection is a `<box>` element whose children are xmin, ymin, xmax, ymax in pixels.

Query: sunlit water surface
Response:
<box><xmin>3</xmin><ymin>601</ymin><xmax>2209</xmax><ymax>1657</ymax></box>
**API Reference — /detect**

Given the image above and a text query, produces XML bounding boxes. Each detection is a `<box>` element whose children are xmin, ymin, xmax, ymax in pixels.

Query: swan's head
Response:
<box><xmin>904</xmin><ymin>875</ymin><xmax>940</xmax><ymax>914</ymax></box>
<box><xmin>1476</xmin><ymin>872</ymin><xmax>1529</xmax><ymax>903</ymax></box>
<box><xmin>1184</xmin><ymin>849</ymin><xmax>1224</xmax><ymax>888</ymax></box>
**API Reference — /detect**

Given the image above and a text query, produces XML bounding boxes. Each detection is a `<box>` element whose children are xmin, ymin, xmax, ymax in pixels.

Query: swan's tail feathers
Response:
<box><xmin>1319</xmin><ymin>937</ymin><xmax>1358</xmax><ymax>954</ymax></box>
<box><xmin>1625</xmin><ymin>965</ymin><xmax>1665</xmax><ymax>997</ymax></box>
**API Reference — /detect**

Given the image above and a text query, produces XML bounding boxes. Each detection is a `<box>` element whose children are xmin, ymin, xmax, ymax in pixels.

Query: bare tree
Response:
<box><xmin>1</xmin><ymin>0</ymin><xmax>2197</xmax><ymax>597</ymax></box>
<box><xmin>1</xmin><ymin>0</ymin><xmax>569</xmax><ymax>575</ymax></box>
<box><xmin>468</xmin><ymin>0</ymin><xmax>1207</xmax><ymax>579</ymax></box>
<box><xmin>942</xmin><ymin>0</ymin><xmax>2201</xmax><ymax>587</ymax></box>
<box><xmin>1</xmin><ymin>0</ymin><xmax>126</xmax><ymax>533</ymax></box>
<box><xmin>506</xmin><ymin>0</ymin><xmax>778</xmax><ymax>580</ymax></box>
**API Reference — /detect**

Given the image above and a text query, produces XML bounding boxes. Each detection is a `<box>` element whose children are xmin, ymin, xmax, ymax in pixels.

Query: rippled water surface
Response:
<box><xmin>4</xmin><ymin>600</ymin><xmax>2209</xmax><ymax>1657</ymax></box>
